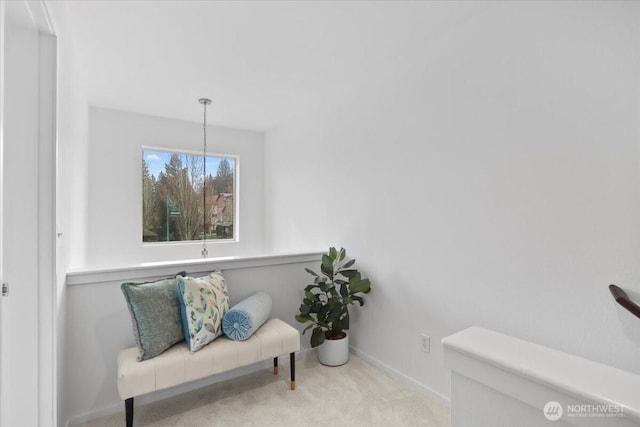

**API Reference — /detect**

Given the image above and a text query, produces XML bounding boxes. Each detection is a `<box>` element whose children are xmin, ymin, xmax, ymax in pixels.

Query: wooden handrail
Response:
<box><xmin>609</xmin><ymin>284</ymin><xmax>640</xmax><ymax>320</ymax></box>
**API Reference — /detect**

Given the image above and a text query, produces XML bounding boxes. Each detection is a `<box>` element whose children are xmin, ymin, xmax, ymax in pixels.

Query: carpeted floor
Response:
<box><xmin>81</xmin><ymin>353</ymin><xmax>449</xmax><ymax>427</ymax></box>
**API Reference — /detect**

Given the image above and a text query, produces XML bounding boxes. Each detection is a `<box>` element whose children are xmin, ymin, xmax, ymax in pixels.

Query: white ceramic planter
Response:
<box><xmin>318</xmin><ymin>333</ymin><xmax>349</xmax><ymax>366</ymax></box>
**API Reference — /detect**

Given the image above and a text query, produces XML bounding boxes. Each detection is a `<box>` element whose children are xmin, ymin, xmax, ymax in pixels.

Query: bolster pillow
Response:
<box><xmin>222</xmin><ymin>291</ymin><xmax>272</xmax><ymax>341</ymax></box>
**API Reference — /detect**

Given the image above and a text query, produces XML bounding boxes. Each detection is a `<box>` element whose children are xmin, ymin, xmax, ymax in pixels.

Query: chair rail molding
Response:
<box><xmin>66</xmin><ymin>251</ymin><xmax>323</xmax><ymax>286</ymax></box>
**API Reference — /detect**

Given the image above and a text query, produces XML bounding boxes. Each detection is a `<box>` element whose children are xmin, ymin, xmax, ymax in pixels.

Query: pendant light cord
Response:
<box><xmin>200</xmin><ymin>98</ymin><xmax>211</xmax><ymax>258</ymax></box>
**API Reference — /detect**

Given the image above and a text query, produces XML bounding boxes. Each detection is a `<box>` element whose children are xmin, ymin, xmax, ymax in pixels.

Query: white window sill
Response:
<box><xmin>66</xmin><ymin>250</ymin><xmax>323</xmax><ymax>286</ymax></box>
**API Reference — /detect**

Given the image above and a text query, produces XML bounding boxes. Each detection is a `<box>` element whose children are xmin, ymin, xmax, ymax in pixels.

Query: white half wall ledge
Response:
<box><xmin>442</xmin><ymin>327</ymin><xmax>640</xmax><ymax>427</ymax></box>
<box><xmin>66</xmin><ymin>250</ymin><xmax>324</xmax><ymax>286</ymax></box>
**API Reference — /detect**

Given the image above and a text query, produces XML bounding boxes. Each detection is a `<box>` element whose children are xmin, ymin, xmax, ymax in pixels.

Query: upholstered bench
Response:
<box><xmin>117</xmin><ymin>318</ymin><xmax>300</xmax><ymax>427</ymax></box>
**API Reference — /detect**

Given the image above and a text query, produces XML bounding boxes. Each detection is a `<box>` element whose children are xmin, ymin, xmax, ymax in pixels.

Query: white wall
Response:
<box><xmin>46</xmin><ymin>1</ymin><xmax>91</xmax><ymax>425</ymax></box>
<box><xmin>264</xmin><ymin>1</ymin><xmax>640</xmax><ymax>400</ymax></box>
<box><xmin>86</xmin><ymin>107</ymin><xmax>265</xmax><ymax>268</ymax></box>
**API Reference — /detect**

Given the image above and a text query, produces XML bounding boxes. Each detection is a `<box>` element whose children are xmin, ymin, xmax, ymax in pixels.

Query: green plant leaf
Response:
<box><xmin>303</xmin><ymin>323</ymin><xmax>315</xmax><ymax>334</ymax></box>
<box><xmin>295</xmin><ymin>314</ymin><xmax>310</xmax><ymax>324</ymax></box>
<box><xmin>329</xmin><ymin>247</ymin><xmax>337</xmax><ymax>260</ymax></box>
<box><xmin>311</xmin><ymin>327</ymin><xmax>326</xmax><ymax>348</ymax></box>
<box><xmin>340</xmin><ymin>259</ymin><xmax>356</xmax><ymax>270</ymax></box>
<box><xmin>299</xmin><ymin>305</ymin><xmax>310</xmax><ymax>315</ymax></box>
<box><xmin>338</xmin><ymin>248</ymin><xmax>346</xmax><ymax>261</ymax></box>
<box><xmin>312</xmin><ymin>300</ymin><xmax>324</xmax><ymax>312</ymax></box>
<box><xmin>318</xmin><ymin>304</ymin><xmax>329</xmax><ymax>321</ymax></box>
<box><xmin>319</xmin><ymin>281</ymin><xmax>331</xmax><ymax>293</ymax></box>
<box><xmin>321</xmin><ymin>254</ymin><xmax>334</xmax><ymax>277</ymax></box>
<box><xmin>339</xmin><ymin>269</ymin><xmax>359</xmax><ymax>279</ymax></box>
<box><xmin>327</xmin><ymin>305</ymin><xmax>343</xmax><ymax>324</ymax></box>
<box><xmin>349</xmin><ymin>277</ymin><xmax>371</xmax><ymax>295</ymax></box>
<box><xmin>317</xmin><ymin>319</ymin><xmax>330</xmax><ymax>329</ymax></box>
<box><xmin>351</xmin><ymin>295</ymin><xmax>364</xmax><ymax>306</ymax></box>
<box><xmin>340</xmin><ymin>283</ymin><xmax>349</xmax><ymax>298</ymax></box>
<box><xmin>305</xmin><ymin>268</ymin><xmax>319</xmax><ymax>277</ymax></box>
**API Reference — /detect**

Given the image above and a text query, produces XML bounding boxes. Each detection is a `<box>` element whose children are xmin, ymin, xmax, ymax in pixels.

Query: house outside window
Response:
<box><xmin>142</xmin><ymin>148</ymin><xmax>236</xmax><ymax>243</ymax></box>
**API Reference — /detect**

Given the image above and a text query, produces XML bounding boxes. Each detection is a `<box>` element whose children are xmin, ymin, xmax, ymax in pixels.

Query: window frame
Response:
<box><xmin>141</xmin><ymin>145</ymin><xmax>239</xmax><ymax>246</ymax></box>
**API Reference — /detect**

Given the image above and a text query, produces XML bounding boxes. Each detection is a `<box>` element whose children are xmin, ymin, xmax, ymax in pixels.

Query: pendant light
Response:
<box><xmin>199</xmin><ymin>98</ymin><xmax>211</xmax><ymax>258</ymax></box>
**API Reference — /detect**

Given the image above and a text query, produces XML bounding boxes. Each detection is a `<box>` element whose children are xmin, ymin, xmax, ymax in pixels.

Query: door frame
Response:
<box><xmin>0</xmin><ymin>1</ymin><xmax>58</xmax><ymax>426</ymax></box>
<box><xmin>0</xmin><ymin>2</ymin><xmax>7</xmax><ymax>425</ymax></box>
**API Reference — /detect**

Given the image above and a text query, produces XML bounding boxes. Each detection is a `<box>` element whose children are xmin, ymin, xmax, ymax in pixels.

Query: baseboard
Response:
<box><xmin>65</xmin><ymin>349</ymin><xmax>313</xmax><ymax>427</ymax></box>
<box><xmin>349</xmin><ymin>346</ymin><xmax>451</xmax><ymax>407</ymax></box>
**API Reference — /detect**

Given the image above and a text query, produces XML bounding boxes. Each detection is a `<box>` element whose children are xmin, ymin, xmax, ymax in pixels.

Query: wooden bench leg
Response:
<box><xmin>125</xmin><ymin>397</ymin><xmax>134</xmax><ymax>427</ymax></box>
<box><xmin>273</xmin><ymin>357</ymin><xmax>278</xmax><ymax>375</ymax></box>
<box><xmin>290</xmin><ymin>352</ymin><xmax>296</xmax><ymax>390</ymax></box>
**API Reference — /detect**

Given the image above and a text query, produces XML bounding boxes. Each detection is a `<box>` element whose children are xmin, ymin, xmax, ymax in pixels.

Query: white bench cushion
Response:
<box><xmin>117</xmin><ymin>318</ymin><xmax>300</xmax><ymax>400</ymax></box>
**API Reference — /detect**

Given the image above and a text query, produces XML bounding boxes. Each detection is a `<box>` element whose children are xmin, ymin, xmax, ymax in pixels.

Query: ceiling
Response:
<box><xmin>50</xmin><ymin>1</ymin><xmax>494</xmax><ymax>131</ymax></box>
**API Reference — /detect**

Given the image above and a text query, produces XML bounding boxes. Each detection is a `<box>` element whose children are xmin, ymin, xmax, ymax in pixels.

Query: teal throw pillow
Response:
<box><xmin>121</xmin><ymin>277</ymin><xmax>184</xmax><ymax>361</ymax></box>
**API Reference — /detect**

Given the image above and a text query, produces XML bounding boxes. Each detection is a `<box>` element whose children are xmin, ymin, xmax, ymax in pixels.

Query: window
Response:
<box><xmin>142</xmin><ymin>148</ymin><xmax>236</xmax><ymax>243</ymax></box>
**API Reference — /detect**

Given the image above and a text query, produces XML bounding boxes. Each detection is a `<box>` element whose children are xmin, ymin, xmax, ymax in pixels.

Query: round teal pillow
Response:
<box><xmin>222</xmin><ymin>291</ymin><xmax>272</xmax><ymax>341</ymax></box>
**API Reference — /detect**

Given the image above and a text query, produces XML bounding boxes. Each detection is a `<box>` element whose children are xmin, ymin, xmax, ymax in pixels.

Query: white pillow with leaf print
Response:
<box><xmin>177</xmin><ymin>271</ymin><xmax>230</xmax><ymax>352</ymax></box>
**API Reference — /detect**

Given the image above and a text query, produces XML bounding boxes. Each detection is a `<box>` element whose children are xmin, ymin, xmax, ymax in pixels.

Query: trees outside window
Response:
<box><xmin>142</xmin><ymin>149</ymin><xmax>235</xmax><ymax>242</ymax></box>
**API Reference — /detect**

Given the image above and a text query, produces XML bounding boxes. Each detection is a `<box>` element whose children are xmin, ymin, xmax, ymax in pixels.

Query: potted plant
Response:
<box><xmin>295</xmin><ymin>247</ymin><xmax>371</xmax><ymax>366</ymax></box>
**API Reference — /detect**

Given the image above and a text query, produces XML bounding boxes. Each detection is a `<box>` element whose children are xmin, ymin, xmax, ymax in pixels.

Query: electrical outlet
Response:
<box><xmin>421</xmin><ymin>334</ymin><xmax>430</xmax><ymax>354</ymax></box>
